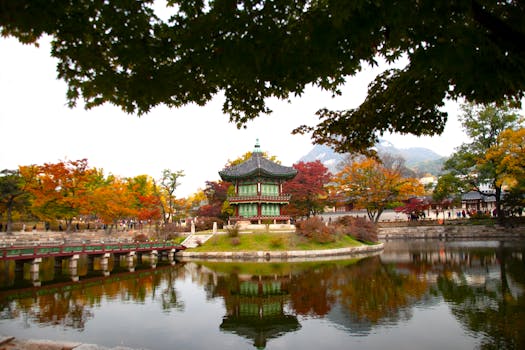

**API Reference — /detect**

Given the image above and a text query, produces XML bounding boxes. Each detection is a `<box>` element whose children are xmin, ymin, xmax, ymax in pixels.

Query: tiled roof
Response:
<box><xmin>219</xmin><ymin>152</ymin><xmax>297</xmax><ymax>181</ymax></box>
<box><xmin>461</xmin><ymin>191</ymin><xmax>501</xmax><ymax>202</ymax></box>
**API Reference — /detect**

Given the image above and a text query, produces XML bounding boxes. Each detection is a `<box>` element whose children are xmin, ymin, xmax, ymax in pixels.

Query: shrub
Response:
<box><xmin>335</xmin><ymin>216</ymin><xmax>378</xmax><ymax>243</ymax></box>
<box><xmin>269</xmin><ymin>234</ymin><xmax>286</xmax><ymax>248</ymax></box>
<box><xmin>134</xmin><ymin>233</ymin><xmax>149</xmax><ymax>242</ymax></box>
<box><xmin>230</xmin><ymin>237</ymin><xmax>241</xmax><ymax>246</ymax></box>
<box><xmin>295</xmin><ymin>216</ymin><xmax>336</xmax><ymax>243</ymax></box>
<box><xmin>226</xmin><ymin>224</ymin><xmax>240</xmax><ymax>237</ymax></box>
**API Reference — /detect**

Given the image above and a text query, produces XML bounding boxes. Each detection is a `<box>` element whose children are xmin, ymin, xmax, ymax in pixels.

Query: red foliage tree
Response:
<box><xmin>282</xmin><ymin>161</ymin><xmax>332</xmax><ymax>218</ymax></box>
<box><xmin>394</xmin><ymin>197</ymin><xmax>431</xmax><ymax>221</ymax></box>
<box><xmin>197</xmin><ymin>180</ymin><xmax>231</xmax><ymax>220</ymax></box>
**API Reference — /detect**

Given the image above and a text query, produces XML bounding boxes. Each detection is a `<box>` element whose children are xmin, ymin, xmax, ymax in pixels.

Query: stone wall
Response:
<box><xmin>379</xmin><ymin>224</ymin><xmax>525</xmax><ymax>239</ymax></box>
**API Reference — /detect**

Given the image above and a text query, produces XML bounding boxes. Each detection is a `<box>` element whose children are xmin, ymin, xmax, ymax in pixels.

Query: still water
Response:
<box><xmin>1</xmin><ymin>240</ymin><xmax>524</xmax><ymax>350</ymax></box>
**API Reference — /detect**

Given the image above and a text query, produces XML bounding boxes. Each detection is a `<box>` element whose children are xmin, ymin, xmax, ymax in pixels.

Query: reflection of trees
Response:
<box><xmin>160</xmin><ymin>269</ymin><xmax>185</xmax><ymax>311</ymax></box>
<box><xmin>438</xmin><ymin>245</ymin><xmax>525</xmax><ymax>349</ymax></box>
<box><xmin>199</xmin><ymin>258</ymin><xmax>430</xmax><ymax>345</ymax></box>
<box><xmin>336</xmin><ymin>257</ymin><xmax>428</xmax><ymax>324</ymax></box>
<box><xmin>288</xmin><ymin>266</ymin><xmax>335</xmax><ymax>316</ymax></box>
<box><xmin>0</xmin><ymin>264</ymin><xmax>186</xmax><ymax>329</ymax></box>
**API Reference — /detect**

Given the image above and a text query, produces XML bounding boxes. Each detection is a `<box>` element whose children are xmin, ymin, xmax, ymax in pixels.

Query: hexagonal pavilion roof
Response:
<box><xmin>218</xmin><ymin>141</ymin><xmax>297</xmax><ymax>181</ymax></box>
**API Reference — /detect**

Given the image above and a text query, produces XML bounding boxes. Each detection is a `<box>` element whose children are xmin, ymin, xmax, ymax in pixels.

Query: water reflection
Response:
<box><xmin>0</xmin><ymin>264</ymin><xmax>186</xmax><ymax>331</ymax></box>
<box><xmin>0</xmin><ymin>240</ymin><xmax>524</xmax><ymax>350</ymax></box>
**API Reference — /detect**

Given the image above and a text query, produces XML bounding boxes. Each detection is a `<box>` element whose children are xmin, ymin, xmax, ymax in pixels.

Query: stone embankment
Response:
<box><xmin>379</xmin><ymin>223</ymin><xmax>525</xmax><ymax>239</ymax></box>
<box><xmin>176</xmin><ymin>243</ymin><xmax>384</xmax><ymax>261</ymax></box>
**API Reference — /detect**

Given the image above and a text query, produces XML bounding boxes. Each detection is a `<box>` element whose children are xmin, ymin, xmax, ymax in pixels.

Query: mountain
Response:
<box><xmin>298</xmin><ymin>144</ymin><xmax>346</xmax><ymax>173</ymax></box>
<box><xmin>298</xmin><ymin>141</ymin><xmax>447</xmax><ymax>176</ymax></box>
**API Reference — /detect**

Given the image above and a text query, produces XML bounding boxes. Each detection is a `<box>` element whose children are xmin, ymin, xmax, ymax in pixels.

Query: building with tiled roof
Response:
<box><xmin>219</xmin><ymin>140</ymin><xmax>297</xmax><ymax>224</ymax></box>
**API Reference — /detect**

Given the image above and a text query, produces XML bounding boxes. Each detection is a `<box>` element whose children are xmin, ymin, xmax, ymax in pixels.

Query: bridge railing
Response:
<box><xmin>0</xmin><ymin>242</ymin><xmax>186</xmax><ymax>260</ymax></box>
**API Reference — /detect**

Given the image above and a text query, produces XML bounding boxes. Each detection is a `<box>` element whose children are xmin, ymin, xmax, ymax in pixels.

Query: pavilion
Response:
<box><xmin>219</xmin><ymin>140</ymin><xmax>297</xmax><ymax>226</ymax></box>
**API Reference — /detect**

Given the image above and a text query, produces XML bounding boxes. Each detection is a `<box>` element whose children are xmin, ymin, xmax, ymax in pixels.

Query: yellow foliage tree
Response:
<box><xmin>485</xmin><ymin>128</ymin><xmax>525</xmax><ymax>187</ymax></box>
<box><xmin>331</xmin><ymin>157</ymin><xmax>424</xmax><ymax>222</ymax></box>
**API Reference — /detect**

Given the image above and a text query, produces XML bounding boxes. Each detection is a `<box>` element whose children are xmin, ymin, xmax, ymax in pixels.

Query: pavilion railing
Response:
<box><xmin>228</xmin><ymin>194</ymin><xmax>291</xmax><ymax>203</ymax></box>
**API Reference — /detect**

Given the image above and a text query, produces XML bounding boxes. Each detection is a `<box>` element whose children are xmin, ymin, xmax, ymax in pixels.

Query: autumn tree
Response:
<box><xmin>282</xmin><ymin>161</ymin><xmax>332</xmax><ymax>218</ymax></box>
<box><xmin>90</xmin><ymin>175</ymin><xmax>137</xmax><ymax>232</ymax></box>
<box><xmin>157</xmin><ymin>169</ymin><xmax>185</xmax><ymax>223</ymax></box>
<box><xmin>331</xmin><ymin>156</ymin><xmax>424</xmax><ymax>222</ymax></box>
<box><xmin>226</xmin><ymin>151</ymin><xmax>279</xmax><ymax>167</ymax></box>
<box><xmin>197</xmin><ymin>180</ymin><xmax>232</xmax><ymax>220</ymax></box>
<box><xmin>441</xmin><ymin>102</ymin><xmax>522</xmax><ymax>221</ymax></box>
<box><xmin>0</xmin><ymin>169</ymin><xmax>31</xmax><ymax>234</ymax></box>
<box><xmin>486</xmin><ymin>128</ymin><xmax>525</xmax><ymax>213</ymax></box>
<box><xmin>181</xmin><ymin>190</ymin><xmax>207</xmax><ymax>219</ymax></box>
<box><xmin>20</xmin><ymin>159</ymin><xmax>96</xmax><ymax>232</ymax></box>
<box><xmin>127</xmin><ymin>174</ymin><xmax>162</xmax><ymax>224</ymax></box>
<box><xmin>3</xmin><ymin>2</ymin><xmax>523</xmax><ymax>154</ymax></box>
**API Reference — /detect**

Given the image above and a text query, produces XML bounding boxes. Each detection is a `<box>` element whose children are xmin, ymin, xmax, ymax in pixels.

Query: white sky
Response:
<box><xmin>0</xmin><ymin>36</ymin><xmax>466</xmax><ymax>198</ymax></box>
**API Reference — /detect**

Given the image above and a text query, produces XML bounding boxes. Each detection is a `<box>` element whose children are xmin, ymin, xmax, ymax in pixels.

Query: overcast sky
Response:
<box><xmin>0</xmin><ymin>36</ymin><xmax>467</xmax><ymax>198</ymax></box>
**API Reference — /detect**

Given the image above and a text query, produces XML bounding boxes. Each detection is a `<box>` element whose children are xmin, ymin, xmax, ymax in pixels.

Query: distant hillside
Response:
<box><xmin>298</xmin><ymin>141</ymin><xmax>447</xmax><ymax>176</ymax></box>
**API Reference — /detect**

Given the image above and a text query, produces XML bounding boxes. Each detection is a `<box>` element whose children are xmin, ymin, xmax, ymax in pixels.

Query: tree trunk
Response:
<box><xmin>6</xmin><ymin>204</ymin><xmax>13</xmax><ymax>235</ymax></box>
<box><xmin>495</xmin><ymin>185</ymin><xmax>505</xmax><ymax>224</ymax></box>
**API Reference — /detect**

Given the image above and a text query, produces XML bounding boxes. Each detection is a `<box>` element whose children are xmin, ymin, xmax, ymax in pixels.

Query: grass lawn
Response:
<box><xmin>188</xmin><ymin>232</ymin><xmax>366</xmax><ymax>252</ymax></box>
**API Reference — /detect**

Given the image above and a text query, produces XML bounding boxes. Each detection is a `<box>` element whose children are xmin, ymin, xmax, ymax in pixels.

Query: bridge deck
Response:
<box><xmin>0</xmin><ymin>242</ymin><xmax>186</xmax><ymax>260</ymax></box>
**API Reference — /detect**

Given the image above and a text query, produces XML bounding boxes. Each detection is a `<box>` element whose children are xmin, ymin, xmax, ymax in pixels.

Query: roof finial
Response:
<box><xmin>253</xmin><ymin>138</ymin><xmax>261</xmax><ymax>153</ymax></box>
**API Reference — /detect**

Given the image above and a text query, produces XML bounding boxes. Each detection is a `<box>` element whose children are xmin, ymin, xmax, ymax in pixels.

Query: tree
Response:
<box><xmin>157</xmin><ymin>169</ymin><xmax>185</xmax><ymax>223</ymax></box>
<box><xmin>331</xmin><ymin>156</ymin><xmax>424</xmax><ymax>222</ymax></box>
<box><xmin>282</xmin><ymin>161</ymin><xmax>331</xmax><ymax>218</ymax></box>
<box><xmin>395</xmin><ymin>197</ymin><xmax>431</xmax><ymax>221</ymax></box>
<box><xmin>20</xmin><ymin>159</ymin><xmax>96</xmax><ymax>232</ymax></box>
<box><xmin>127</xmin><ymin>174</ymin><xmax>162</xmax><ymax>224</ymax></box>
<box><xmin>226</xmin><ymin>151</ymin><xmax>279</xmax><ymax>167</ymax></box>
<box><xmin>442</xmin><ymin>103</ymin><xmax>522</xmax><ymax>221</ymax></box>
<box><xmin>90</xmin><ymin>175</ymin><xmax>138</xmax><ymax>232</ymax></box>
<box><xmin>2</xmin><ymin>1</ymin><xmax>523</xmax><ymax>153</ymax></box>
<box><xmin>197</xmin><ymin>180</ymin><xmax>231</xmax><ymax>220</ymax></box>
<box><xmin>0</xmin><ymin>169</ymin><xmax>31</xmax><ymax>234</ymax></box>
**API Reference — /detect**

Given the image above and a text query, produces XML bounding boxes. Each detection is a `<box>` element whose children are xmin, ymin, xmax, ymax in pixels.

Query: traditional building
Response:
<box><xmin>219</xmin><ymin>140</ymin><xmax>297</xmax><ymax>225</ymax></box>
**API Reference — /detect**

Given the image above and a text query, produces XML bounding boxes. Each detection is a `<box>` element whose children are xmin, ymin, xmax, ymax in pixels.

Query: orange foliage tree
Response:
<box><xmin>127</xmin><ymin>175</ymin><xmax>162</xmax><ymax>223</ymax></box>
<box><xmin>89</xmin><ymin>175</ymin><xmax>138</xmax><ymax>232</ymax></box>
<box><xmin>331</xmin><ymin>156</ymin><xmax>424</xmax><ymax>222</ymax></box>
<box><xmin>20</xmin><ymin>159</ymin><xmax>96</xmax><ymax>232</ymax></box>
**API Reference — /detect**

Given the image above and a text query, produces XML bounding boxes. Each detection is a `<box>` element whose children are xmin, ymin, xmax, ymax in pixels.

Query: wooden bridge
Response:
<box><xmin>0</xmin><ymin>242</ymin><xmax>186</xmax><ymax>286</ymax></box>
<box><xmin>0</xmin><ymin>241</ymin><xmax>186</xmax><ymax>260</ymax></box>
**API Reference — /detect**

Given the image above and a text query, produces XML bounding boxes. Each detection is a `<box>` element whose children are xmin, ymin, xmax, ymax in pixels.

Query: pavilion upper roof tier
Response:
<box><xmin>219</xmin><ymin>152</ymin><xmax>297</xmax><ymax>182</ymax></box>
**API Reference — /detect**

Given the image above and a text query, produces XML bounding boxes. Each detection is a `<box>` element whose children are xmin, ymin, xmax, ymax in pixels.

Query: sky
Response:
<box><xmin>0</xmin><ymin>36</ymin><xmax>467</xmax><ymax>198</ymax></box>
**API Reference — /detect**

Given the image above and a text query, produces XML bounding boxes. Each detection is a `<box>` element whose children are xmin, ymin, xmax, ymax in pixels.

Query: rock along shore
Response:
<box><xmin>0</xmin><ymin>335</ymin><xmax>142</xmax><ymax>350</ymax></box>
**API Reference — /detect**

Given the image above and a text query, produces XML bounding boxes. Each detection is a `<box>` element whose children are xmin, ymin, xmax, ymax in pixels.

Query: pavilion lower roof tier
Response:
<box><xmin>228</xmin><ymin>194</ymin><xmax>292</xmax><ymax>204</ymax></box>
<box><xmin>219</xmin><ymin>152</ymin><xmax>297</xmax><ymax>182</ymax></box>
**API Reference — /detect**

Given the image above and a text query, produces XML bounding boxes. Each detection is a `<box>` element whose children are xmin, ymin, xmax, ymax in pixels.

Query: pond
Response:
<box><xmin>0</xmin><ymin>239</ymin><xmax>524</xmax><ymax>349</ymax></box>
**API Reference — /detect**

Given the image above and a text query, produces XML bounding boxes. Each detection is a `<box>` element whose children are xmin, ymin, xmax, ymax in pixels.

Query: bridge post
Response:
<box><xmin>100</xmin><ymin>253</ymin><xmax>111</xmax><ymax>276</ymax></box>
<box><xmin>69</xmin><ymin>254</ymin><xmax>80</xmax><ymax>282</ymax></box>
<box><xmin>150</xmin><ymin>250</ymin><xmax>158</xmax><ymax>268</ymax></box>
<box><xmin>167</xmin><ymin>249</ymin><xmax>176</xmax><ymax>265</ymax></box>
<box><xmin>30</xmin><ymin>258</ymin><xmax>42</xmax><ymax>287</ymax></box>
<box><xmin>126</xmin><ymin>251</ymin><xmax>136</xmax><ymax>272</ymax></box>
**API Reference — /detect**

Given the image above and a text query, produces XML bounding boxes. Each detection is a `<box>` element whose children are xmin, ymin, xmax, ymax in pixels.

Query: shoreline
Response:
<box><xmin>176</xmin><ymin>242</ymin><xmax>384</xmax><ymax>261</ymax></box>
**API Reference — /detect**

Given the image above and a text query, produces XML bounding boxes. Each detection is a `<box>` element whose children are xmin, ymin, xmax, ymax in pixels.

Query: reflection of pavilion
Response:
<box><xmin>220</xmin><ymin>277</ymin><xmax>300</xmax><ymax>349</ymax></box>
